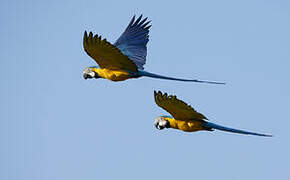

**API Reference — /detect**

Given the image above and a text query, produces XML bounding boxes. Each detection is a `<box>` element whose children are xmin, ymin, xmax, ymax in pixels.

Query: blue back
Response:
<box><xmin>114</xmin><ymin>15</ymin><xmax>151</xmax><ymax>70</ymax></box>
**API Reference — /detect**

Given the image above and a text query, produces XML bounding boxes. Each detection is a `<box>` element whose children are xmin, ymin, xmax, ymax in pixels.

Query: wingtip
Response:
<box><xmin>83</xmin><ymin>31</ymin><xmax>88</xmax><ymax>38</ymax></box>
<box><xmin>154</xmin><ymin>90</ymin><xmax>163</xmax><ymax>95</ymax></box>
<box><xmin>154</xmin><ymin>90</ymin><xmax>158</xmax><ymax>99</ymax></box>
<box><xmin>133</xmin><ymin>15</ymin><xmax>143</xmax><ymax>26</ymax></box>
<box><xmin>83</xmin><ymin>31</ymin><xmax>88</xmax><ymax>43</ymax></box>
<box><xmin>128</xmin><ymin>15</ymin><xmax>136</xmax><ymax>26</ymax></box>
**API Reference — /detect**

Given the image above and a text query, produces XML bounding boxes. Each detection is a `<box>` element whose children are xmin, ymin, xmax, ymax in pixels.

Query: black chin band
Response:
<box><xmin>94</xmin><ymin>73</ymin><xmax>100</xmax><ymax>79</ymax></box>
<box><xmin>165</xmin><ymin>120</ymin><xmax>170</xmax><ymax>128</ymax></box>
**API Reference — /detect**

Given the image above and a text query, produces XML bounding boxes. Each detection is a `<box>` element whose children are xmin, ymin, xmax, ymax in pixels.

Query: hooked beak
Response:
<box><xmin>155</xmin><ymin>123</ymin><xmax>164</xmax><ymax>130</ymax></box>
<box><xmin>83</xmin><ymin>71</ymin><xmax>96</xmax><ymax>80</ymax></box>
<box><xmin>83</xmin><ymin>74</ymin><xmax>89</xmax><ymax>79</ymax></box>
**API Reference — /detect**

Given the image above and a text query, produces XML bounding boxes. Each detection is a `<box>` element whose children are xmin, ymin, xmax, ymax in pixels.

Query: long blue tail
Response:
<box><xmin>138</xmin><ymin>70</ymin><xmax>225</xmax><ymax>85</ymax></box>
<box><xmin>203</xmin><ymin>122</ymin><xmax>272</xmax><ymax>137</ymax></box>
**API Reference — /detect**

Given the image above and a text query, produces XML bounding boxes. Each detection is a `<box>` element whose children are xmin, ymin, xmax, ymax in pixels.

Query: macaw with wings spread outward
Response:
<box><xmin>154</xmin><ymin>91</ymin><xmax>272</xmax><ymax>137</ymax></box>
<box><xmin>82</xmin><ymin>15</ymin><xmax>225</xmax><ymax>84</ymax></box>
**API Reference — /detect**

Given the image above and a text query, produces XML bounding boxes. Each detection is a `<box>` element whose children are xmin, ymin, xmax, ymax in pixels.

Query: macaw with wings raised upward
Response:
<box><xmin>154</xmin><ymin>91</ymin><xmax>272</xmax><ymax>137</ymax></box>
<box><xmin>82</xmin><ymin>15</ymin><xmax>225</xmax><ymax>84</ymax></box>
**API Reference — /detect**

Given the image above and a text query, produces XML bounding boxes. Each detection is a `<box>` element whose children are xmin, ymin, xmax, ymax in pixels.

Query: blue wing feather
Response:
<box><xmin>114</xmin><ymin>15</ymin><xmax>151</xmax><ymax>70</ymax></box>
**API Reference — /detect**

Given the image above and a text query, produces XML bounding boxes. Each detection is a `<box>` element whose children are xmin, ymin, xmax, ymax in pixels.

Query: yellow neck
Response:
<box><xmin>164</xmin><ymin>117</ymin><xmax>179</xmax><ymax>129</ymax></box>
<box><xmin>92</xmin><ymin>68</ymin><xmax>131</xmax><ymax>81</ymax></box>
<box><xmin>163</xmin><ymin>117</ymin><xmax>206</xmax><ymax>132</ymax></box>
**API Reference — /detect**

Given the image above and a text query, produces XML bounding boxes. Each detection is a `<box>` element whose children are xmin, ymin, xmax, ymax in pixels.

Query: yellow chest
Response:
<box><xmin>165</xmin><ymin>117</ymin><xmax>205</xmax><ymax>132</ymax></box>
<box><xmin>94</xmin><ymin>68</ymin><xmax>131</xmax><ymax>81</ymax></box>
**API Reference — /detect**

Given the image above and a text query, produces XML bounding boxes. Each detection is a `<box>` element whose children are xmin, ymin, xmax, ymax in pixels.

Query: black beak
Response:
<box><xmin>83</xmin><ymin>74</ymin><xmax>89</xmax><ymax>79</ymax></box>
<box><xmin>155</xmin><ymin>124</ymin><xmax>164</xmax><ymax>130</ymax></box>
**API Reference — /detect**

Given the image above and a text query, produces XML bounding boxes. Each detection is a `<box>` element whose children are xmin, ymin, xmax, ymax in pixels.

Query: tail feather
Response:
<box><xmin>203</xmin><ymin>122</ymin><xmax>272</xmax><ymax>137</ymax></box>
<box><xmin>137</xmin><ymin>70</ymin><xmax>225</xmax><ymax>85</ymax></box>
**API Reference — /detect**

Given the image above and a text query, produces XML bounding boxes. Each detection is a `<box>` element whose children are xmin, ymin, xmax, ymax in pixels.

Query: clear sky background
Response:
<box><xmin>1</xmin><ymin>0</ymin><xmax>289</xmax><ymax>179</ymax></box>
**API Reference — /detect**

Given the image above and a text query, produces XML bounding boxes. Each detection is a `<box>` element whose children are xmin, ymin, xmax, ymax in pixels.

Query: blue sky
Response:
<box><xmin>1</xmin><ymin>0</ymin><xmax>289</xmax><ymax>179</ymax></box>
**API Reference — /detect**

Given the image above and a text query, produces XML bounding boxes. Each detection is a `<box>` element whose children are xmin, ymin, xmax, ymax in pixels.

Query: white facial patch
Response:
<box><xmin>159</xmin><ymin>120</ymin><xmax>168</xmax><ymax>127</ymax></box>
<box><xmin>154</xmin><ymin>117</ymin><xmax>167</xmax><ymax>127</ymax></box>
<box><xmin>88</xmin><ymin>71</ymin><xmax>95</xmax><ymax>77</ymax></box>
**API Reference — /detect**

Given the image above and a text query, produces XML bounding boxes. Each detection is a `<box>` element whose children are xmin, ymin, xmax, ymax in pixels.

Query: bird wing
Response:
<box><xmin>114</xmin><ymin>15</ymin><xmax>151</xmax><ymax>70</ymax></box>
<box><xmin>83</xmin><ymin>31</ymin><xmax>138</xmax><ymax>72</ymax></box>
<box><xmin>154</xmin><ymin>91</ymin><xmax>207</xmax><ymax>120</ymax></box>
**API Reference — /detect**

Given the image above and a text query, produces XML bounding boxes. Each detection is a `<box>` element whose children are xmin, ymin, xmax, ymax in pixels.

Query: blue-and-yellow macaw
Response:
<box><xmin>82</xmin><ymin>15</ymin><xmax>224</xmax><ymax>84</ymax></box>
<box><xmin>154</xmin><ymin>91</ymin><xmax>272</xmax><ymax>137</ymax></box>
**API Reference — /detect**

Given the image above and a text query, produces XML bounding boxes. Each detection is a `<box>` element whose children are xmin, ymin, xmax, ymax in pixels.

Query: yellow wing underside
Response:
<box><xmin>83</xmin><ymin>31</ymin><xmax>138</xmax><ymax>72</ymax></box>
<box><xmin>154</xmin><ymin>91</ymin><xmax>207</xmax><ymax>120</ymax></box>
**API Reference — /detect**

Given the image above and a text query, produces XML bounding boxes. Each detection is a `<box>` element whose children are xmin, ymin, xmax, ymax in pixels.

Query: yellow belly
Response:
<box><xmin>165</xmin><ymin>117</ymin><xmax>206</xmax><ymax>132</ymax></box>
<box><xmin>94</xmin><ymin>68</ymin><xmax>131</xmax><ymax>81</ymax></box>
